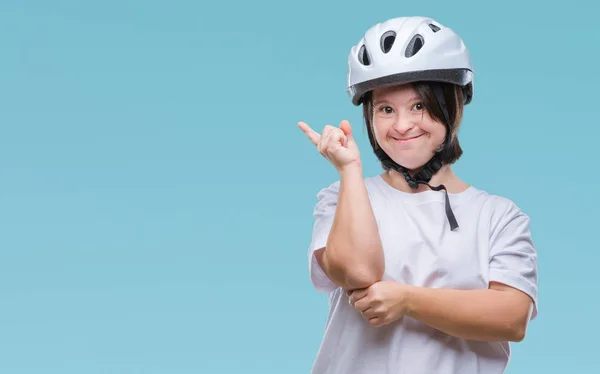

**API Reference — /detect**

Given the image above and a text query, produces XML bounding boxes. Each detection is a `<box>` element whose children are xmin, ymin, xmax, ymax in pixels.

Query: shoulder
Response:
<box><xmin>473</xmin><ymin>189</ymin><xmax>532</xmax><ymax>239</ymax></box>
<box><xmin>314</xmin><ymin>175</ymin><xmax>384</xmax><ymax>201</ymax></box>
<box><xmin>312</xmin><ymin>175</ymin><xmax>384</xmax><ymax>214</ymax></box>
<box><xmin>478</xmin><ymin>191</ymin><xmax>525</xmax><ymax>215</ymax></box>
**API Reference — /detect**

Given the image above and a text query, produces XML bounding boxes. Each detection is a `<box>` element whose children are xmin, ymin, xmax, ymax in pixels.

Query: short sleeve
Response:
<box><xmin>488</xmin><ymin>199</ymin><xmax>539</xmax><ymax>319</ymax></box>
<box><xmin>307</xmin><ymin>181</ymin><xmax>340</xmax><ymax>293</ymax></box>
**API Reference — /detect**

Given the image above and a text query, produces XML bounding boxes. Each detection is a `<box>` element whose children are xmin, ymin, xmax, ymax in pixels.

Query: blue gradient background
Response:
<box><xmin>0</xmin><ymin>1</ymin><xmax>597</xmax><ymax>373</ymax></box>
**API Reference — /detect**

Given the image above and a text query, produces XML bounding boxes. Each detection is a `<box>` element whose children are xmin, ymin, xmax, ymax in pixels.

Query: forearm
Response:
<box><xmin>405</xmin><ymin>286</ymin><xmax>530</xmax><ymax>342</ymax></box>
<box><xmin>323</xmin><ymin>163</ymin><xmax>384</xmax><ymax>289</ymax></box>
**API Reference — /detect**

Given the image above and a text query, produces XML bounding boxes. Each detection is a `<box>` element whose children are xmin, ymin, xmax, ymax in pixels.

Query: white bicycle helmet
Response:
<box><xmin>347</xmin><ymin>16</ymin><xmax>474</xmax><ymax>106</ymax></box>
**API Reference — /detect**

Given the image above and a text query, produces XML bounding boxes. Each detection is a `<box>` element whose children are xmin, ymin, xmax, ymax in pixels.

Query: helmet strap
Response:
<box><xmin>373</xmin><ymin>145</ymin><xmax>459</xmax><ymax>231</ymax></box>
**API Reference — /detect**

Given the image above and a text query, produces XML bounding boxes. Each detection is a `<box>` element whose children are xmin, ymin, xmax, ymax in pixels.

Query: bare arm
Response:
<box><xmin>315</xmin><ymin>162</ymin><xmax>385</xmax><ymax>291</ymax></box>
<box><xmin>299</xmin><ymin>120</ymin><xmax>384</xmax><ymax>291</ymax></box>
<box><xmin>405</xmin><ymin>282</ymin><xmax>534</xmax><ymax>342</ymax></box>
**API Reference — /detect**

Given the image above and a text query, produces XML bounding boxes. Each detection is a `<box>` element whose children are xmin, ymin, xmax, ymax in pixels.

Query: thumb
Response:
<box><xmin>339</xmin><ymin>120</ymin><xmax>356</xmax><ymax>147</ymax></box>
<box><xmin>339</xmin><ymin>120</ymin><xmax>353</xmax><ymax>137</ymax></box>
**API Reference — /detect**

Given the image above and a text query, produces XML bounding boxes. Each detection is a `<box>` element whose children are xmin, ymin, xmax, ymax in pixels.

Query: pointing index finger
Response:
<box><xmin>297</xmin><ymin>121</ymin><xmax>320</xmax><ymax>146</ymax></box>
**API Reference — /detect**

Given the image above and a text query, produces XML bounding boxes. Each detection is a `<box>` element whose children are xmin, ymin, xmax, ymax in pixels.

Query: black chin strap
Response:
<box><xmin>375</xmin><ymin>149</ymin><xmax>459</xmax><ymax>231</ymax></box>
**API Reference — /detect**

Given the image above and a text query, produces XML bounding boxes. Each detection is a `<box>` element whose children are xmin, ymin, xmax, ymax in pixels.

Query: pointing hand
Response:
<box><xmin>298</xmin><ymin>120</ymin><xmax>361</xmax><ymax>172</ymax></box>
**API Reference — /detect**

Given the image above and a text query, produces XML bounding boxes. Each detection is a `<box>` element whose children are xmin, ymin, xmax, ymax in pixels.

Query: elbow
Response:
<box><xmin>347</xmin><ymin>249</ymin><xmax>385</xmax><ymax>289</ymax></box>
<box><xmin>507</xmin><ymin>307</ymin><xmax>532</xmax><ymax>342</ymax></box>
<box><xmin>326</xmin><ymin>258</ymin><xmax>382</xmax><ymax>290</ymax></box>
<box><xmin>343</xmin><ymin>264</ymin><xmax>384</xmax><ymax>290</ymax></box>
<box><xmin>321</xmin><ymin>242</ymin><xmax>385</xmax><ymax>290</ymax></box>
<box><xmin>508</xmin><ymin>328</ymin><xmax>526</xmax><ymax>342</ymax></box>
<box><xmin>506</xmin><ymin>319</ymin><xmax>528</xmax><ymax>342</ymax></box>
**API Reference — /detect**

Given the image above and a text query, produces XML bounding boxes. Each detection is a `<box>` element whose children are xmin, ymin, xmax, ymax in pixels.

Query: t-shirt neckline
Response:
<box><xmin>373</xmin><ymin>174</ymin><xmax>479</xmax><ymax>204</ymax></box>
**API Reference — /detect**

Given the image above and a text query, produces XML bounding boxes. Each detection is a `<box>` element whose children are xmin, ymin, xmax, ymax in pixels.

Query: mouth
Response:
<box><xmin>392</xmin><ymin>134</ymin><xmax>424</xmax><ymax>143</ymax></box>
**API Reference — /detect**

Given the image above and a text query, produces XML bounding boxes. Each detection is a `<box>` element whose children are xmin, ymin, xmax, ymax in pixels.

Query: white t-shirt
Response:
<box><xmin>307</xmin><ymin>175</ymin><xmax>538</xmax><ymax>374</ymax></box>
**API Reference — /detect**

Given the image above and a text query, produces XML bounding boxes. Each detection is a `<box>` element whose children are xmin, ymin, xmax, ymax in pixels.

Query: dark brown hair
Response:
<box><xmin>362</xmin><ymin>82</ymin><xmax>465</xmax><ymax>170</ymax></box>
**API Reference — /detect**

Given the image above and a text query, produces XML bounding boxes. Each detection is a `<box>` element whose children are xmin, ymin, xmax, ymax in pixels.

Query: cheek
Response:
<box><xmin>422</xmin><ymin>124</ymin><xmax>447</xmax><ymax>144</ymax></box>
<box><xmin>374</xmin><ymin>127</ymin><xmax>386</xmax><ymax>143</ymax></box>
<box><xmin>371</xmin><ymin>122</ymin><xmax>386</xmax><ymax>143</ymax></box>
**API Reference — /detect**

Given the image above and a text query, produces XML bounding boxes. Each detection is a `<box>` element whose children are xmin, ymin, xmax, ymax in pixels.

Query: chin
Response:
<box><xmin>385</xmin><ymin>152</ymin><xmax>431</xmax><ymax>171</ymax></box>
<box><xmin>395</xmin><ymin>162</ymin><xmax>424</xmax><ymax>171</ymax></box>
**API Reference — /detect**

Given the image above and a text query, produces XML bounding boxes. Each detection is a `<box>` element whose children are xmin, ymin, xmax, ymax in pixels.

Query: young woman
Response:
<box><xmin>298</xmin><ymin>16</ymin><xmax>538</xmax><ymax>374</ymax></box>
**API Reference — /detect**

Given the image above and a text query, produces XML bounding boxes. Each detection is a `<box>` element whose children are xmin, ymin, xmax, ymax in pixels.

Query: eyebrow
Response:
<box><xmin>373</xmin><ymin>96</ymin><xmax>421</xmax><ymax>106</ymax></box>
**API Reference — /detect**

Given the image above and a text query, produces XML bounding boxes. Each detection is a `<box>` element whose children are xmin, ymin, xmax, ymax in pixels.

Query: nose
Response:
<box><xmin>391</xmin><ymin>112</ymin><xmax>417</xmax><ymax>134</ymax></box>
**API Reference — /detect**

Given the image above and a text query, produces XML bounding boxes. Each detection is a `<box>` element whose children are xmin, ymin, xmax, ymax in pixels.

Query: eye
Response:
<box><xmin>412</xmin><ymin>102</ymin><xmax>424</xmax><ymax>111</ymax></box>
<box><xmin>378</xmin><ymin>106</ymin><xmax>394</xmax><ymax>114</ymax></box>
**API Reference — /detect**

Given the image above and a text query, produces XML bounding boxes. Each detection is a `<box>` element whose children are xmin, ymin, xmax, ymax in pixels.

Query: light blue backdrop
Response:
<box><xmin>1</xmin><ymin>1</ymin><xmax>598</xmax><ymax>373</ymax></box>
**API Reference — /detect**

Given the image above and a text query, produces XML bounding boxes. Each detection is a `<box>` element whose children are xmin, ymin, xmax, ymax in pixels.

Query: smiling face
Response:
<box><xmin>369</xmin><ymin>84</ymin><xmax>447</xmax><ymax>171</ymax></box>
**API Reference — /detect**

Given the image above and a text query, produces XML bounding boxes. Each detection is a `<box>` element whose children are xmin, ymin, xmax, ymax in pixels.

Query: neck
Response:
<box><xmin>382</xmin><ymin>164</ymin><xmax>469</xmax><ymax>194</ymax></box>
